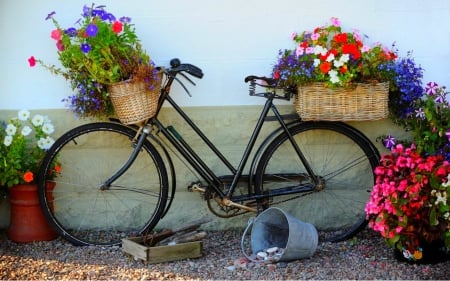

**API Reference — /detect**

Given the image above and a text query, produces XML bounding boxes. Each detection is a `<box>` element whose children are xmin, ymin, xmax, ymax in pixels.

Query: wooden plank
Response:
<box><xmin>122</xmin><ymin>237</ymin><xmax>202</xmax><ymax>263</ymax></box>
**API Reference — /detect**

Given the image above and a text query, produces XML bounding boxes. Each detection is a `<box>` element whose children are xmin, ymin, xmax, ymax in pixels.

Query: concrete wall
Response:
<box><xmin>0</xmin><ymin>107</ymin><xmax>410</xmax><ymax>230</ymax></box>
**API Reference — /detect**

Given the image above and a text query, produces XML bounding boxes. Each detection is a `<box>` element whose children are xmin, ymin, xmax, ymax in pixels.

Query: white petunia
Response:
<box><xmin>5</xmin><ymin>124</ymin><xmax>17</xmax><ymax>136</ymax></box>
<box><xmin>38</xmin><ymin>136</ymin><xmax>55</xmax><ymax>150</ymax></box>
<box><xmin>3</xmin><ymin>135</ymin><xmax>13</xmax><ymax>146</ymax></box>
<box><xmin>32</xmin><ymin>114</ymin><xmax>44</xmax><ymax>127</ymax></box>
<box><xmin>313</xmin><ymin>45</ymin><xmax>327</xmax><ymax>56</ymax></box>
<box><xmin>313</xmin><ymin>58</ymin><xmax>321</xmax><ymax>67</ymax></box>
<box><xmin>326</xmin><ymin>53</ymin><xmax>335</xmax><ymax>62</ymax></box>
<box><xmin>21</xmin><ymin>125</ymin><xmax>32</xmax><ymax>136</ymax></box>
<box><xmin>18</xmin><ymin>109</ymin><xmax>30</xmax><ymax>121</ymax></box>
<box><xmin>340</xmin><ymin>54</ymin><xmax>350</xmax><ymax>63</ymax></box>
<box><xmin>334</xmin><ymin>59</ymin><xmax>344</xmax><ymax>68</ymax></box>
<box><xmin>42</xmin><ymin>122</ymin><xmax>55</xmax><ymax>135</ymax></box>
<box><xmin>329</xmin><ymin>70</ymin><xmax>340</xmax><ymax>84</ymax></box>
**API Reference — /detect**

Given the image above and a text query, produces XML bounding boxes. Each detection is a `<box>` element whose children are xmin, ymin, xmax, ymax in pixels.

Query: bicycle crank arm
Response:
<box><xmin>221</xmin><ymin>198</ymin><xmax>257</xmax><ymax>213</ymax></box>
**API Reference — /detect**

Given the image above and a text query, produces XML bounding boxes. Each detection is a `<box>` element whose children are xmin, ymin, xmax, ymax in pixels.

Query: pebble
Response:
<box><xmin>0</xmin><ymin>228</ymin><xmax>449</xmax><ymax>280</ymax></box>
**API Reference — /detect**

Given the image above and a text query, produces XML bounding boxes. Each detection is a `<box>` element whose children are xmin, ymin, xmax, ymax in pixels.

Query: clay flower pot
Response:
<box><xmin>7</xmin><ymin>183</ymin><xmax>58</xmax><ymax>243</ymax></box>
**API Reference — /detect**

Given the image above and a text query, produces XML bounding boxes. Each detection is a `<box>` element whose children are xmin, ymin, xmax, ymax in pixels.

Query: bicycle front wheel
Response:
<box><xmin>254</xmin><ymin>121</ymin><xmax>379</xmax><ymax>242</ymax></box>
<box><xmin>38</xmin><ymin>122</ymin><xmax>169</xmax><ymax>246</ymax></box>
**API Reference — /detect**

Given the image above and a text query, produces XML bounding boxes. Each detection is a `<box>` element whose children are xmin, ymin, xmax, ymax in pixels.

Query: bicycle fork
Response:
<box><xmin>100</xmin><ymin>124</ymin><xmax>152</xmax><ymax>190</ymax></box>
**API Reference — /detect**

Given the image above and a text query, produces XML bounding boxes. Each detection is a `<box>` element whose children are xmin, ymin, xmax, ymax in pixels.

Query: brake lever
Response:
<box><xmin>174</xmin><ymin>76</ymin><xmax>192</xmax><ymax>97</ymax></box>
<box><xmin>179</xmin><ymin>72</ymin><xmax>196</xmax><ymax>86</ymax></box>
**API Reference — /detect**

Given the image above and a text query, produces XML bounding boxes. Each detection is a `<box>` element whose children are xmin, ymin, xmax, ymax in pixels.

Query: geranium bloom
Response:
<box><xmin>23</xmin><ymin>171</ymin><xmax>34</xmax><ymax>183</ymax></box>
<box><xmin>112</xmin><ymin>21</ymin><xmax>123</xmax><ymax>33</ymax></box>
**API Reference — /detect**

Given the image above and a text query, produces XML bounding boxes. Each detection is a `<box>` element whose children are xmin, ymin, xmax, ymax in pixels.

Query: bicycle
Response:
<box><xmin>37</xmin><ymin>58</ymin><xmax>380</xmax><ymax>246</ymax></box>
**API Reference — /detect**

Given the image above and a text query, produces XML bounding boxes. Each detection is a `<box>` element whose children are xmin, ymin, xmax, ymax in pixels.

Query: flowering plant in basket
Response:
<box><xmin>0</xmin><ymin>110</ymin><xmax>61</xmax><ymax>189</ymax></box>
<box><xmin>28</xmin><ymin>4</ymin><xmax>160</xmax><ymax>118</ymax></box>
<box><xmin>272</xmin><ymin>17</ymin><xmax>397</xmax><ymax>88</ymax></box>
<box><xmin>365</xmin><ymin>143</ymin><xmax>450</xmax><ymax>262</ymax></box>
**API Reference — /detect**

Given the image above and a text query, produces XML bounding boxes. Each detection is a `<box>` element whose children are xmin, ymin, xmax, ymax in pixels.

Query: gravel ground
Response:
<box><xmin>1</xmin><ymin>227</ymin><xmax>449</xmax><ymax>280</ymax></box>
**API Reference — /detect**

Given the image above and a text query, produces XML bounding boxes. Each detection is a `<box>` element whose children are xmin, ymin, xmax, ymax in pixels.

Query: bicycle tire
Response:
<box><xmin>254</xmin><ymin>121</ymin><xmax>379</xmax><ymax>242</ymax></box>
<box><xmin>37</xmin><ymin>122</ymin><xmax>169</xmax><ymax>246</ymax></box>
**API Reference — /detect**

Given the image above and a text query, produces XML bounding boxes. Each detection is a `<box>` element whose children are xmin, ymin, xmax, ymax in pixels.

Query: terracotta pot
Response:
<box><xmin>6</xmin><ymin>183</ymin><xmax>58</xmax><ymax>243</ymax></box>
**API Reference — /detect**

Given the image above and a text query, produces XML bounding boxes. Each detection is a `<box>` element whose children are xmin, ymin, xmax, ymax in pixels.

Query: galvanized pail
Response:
<box><xmin>242</xmin><ymin>207</ymin><xmax>318</xmax><ymax>262</ymax></box>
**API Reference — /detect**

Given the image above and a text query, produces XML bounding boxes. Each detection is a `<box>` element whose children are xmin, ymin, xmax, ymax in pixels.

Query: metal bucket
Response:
<box><xmin>242</xmin><ymin>207</ymin><xmax>318</xmax><ymax>262</ymax></box>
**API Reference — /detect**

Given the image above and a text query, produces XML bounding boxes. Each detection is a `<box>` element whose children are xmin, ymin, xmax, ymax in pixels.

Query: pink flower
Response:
<box><xmin>330</xmin><ymin>17</ymin><xmax>340</xmax><ymax>27</ymax></box>
<box><xmin>28</xmin><ymin>56</ymin><xmax>36</xmax><ymax>67</ymax></box>
<box><xmin>50</xmin><ymin>29</ymin><xmax>62</xmax><ymax>41</ymax></box>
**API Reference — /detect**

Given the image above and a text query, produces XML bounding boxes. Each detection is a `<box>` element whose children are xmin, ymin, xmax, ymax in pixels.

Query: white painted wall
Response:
<box><xmin>1</xmin><ymin>0</ymin><xmax>449</xmax><ymax>109</ymax></box>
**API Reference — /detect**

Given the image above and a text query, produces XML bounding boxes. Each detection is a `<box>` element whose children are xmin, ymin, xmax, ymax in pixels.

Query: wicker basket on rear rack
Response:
<box><xmin>108</xmin><ymin>73</ymin><xmax>162</xmax><ymax>125</ymax></box>
<box><xmin>295</xmin><ymin>82</ymin><xmax>389</xmax><ymax>121</ymax></box>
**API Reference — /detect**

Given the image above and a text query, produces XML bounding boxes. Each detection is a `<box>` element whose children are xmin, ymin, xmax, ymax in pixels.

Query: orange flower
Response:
<box><xmin>23</xmin><ymin>171</ymin><xmax>34</xmax><ymax>183</ymax></box>
<box><xmin>54</xmin><ymin>165</ymin><xmax>62</xmax><ymax>173</ymax></box>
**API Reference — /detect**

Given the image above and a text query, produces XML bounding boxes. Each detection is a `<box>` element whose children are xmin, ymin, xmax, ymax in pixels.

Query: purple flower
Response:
<box><xmin>85</xmin><ymin>24</ymin><xmax>98</xmax><ymax>37</ymax></box>
<box><xmin>435</xmin><ymin>94</ymin><xmax>444</xmax><ymax>104</ymax></box>
<box><xmin>80</xmin><ymin>43</ymin><xmax>91</xmax><ymax>53</ymax></box>
<box><xmin>383</xmin><ymin>134</ymin><xmax>396</xmax><ymax>149</ymax></box>
<box><xmin>415</xmin><ymin>108</ymin><xmax>425</xmax><ymax>119</ymax></box>
<box><xmin>119</xmin><ymin>16</ymin><xmax>132</xmax><ymax>23</ymax></box>
<box><xmin>45</xmin><ymin>11</ymin><xmax>56</xmax><ymax>21</ymax></box>
<box><xmin>65</xmin><ymin>27</ymin><xmax>77</xmax><ymax>37</ymax></box>
<box><xmin>425</xmin><ymin>82</ymin><xmax>439</xmax><ymax>95</ymax></box>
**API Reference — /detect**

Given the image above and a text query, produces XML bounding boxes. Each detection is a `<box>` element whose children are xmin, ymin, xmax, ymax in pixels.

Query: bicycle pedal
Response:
<box><xmin>187</xmin><ymin>181</ymin><xmax>205</xmax><ymax>193</ymax></box>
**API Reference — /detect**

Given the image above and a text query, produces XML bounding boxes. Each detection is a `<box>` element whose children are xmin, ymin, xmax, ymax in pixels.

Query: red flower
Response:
<box><xmin>333</xmin><ymin>33</ymin><xmax>347</xmax><ymax>43</ymax></box>
<box><xmin>342</xmin><ymin>43</ymin><xmax>361</xmax><ymax>60</ymax></box>
<box><xmin>28</xmin><ymin>56</ymin><xmax>36</xmax><ymax>67</ymax></box>
<box><xmin>319</xmin><ymin>61</ymin><xmax>331</xmax><ymax>74</ymax></box>
<box><xmin>23</xmin><ymin>171</ymin><xmax>34</xmax><ymax>183</ymax></box>
<box><xmin>111</xmin><ymin>21</ymin><xmax>123</xmax><ymax>34</ymax></box>
<box><xmin>273</xmin><ymin>71</ymin><xmax>280</xmax><ymax>80</ymax></box>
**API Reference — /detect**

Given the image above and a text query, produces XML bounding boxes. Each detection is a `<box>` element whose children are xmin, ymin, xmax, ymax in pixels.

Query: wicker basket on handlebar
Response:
<box><xmin>108</xmin><ymin>73</ymin><xmax>162</xmax><ymax>125</ymax></box>
<box><xmin>295</xmin><ymin>82</ymin><xmax>389</xmax><ymax>121</ymax></box>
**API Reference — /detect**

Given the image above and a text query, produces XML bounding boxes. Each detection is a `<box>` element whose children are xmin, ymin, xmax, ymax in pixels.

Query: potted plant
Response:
<box><xmin>271</xmin><ymin>17</ymin><xmax>398</xmax><ymax>121</ymax></box>
<box><xmin>28</xmin><ymin>4</ymin><xmax>161</xmax><ymax>124</ymax></box>
<box><xmin>368</xmin><ymin>83</ymin><xmax>450</xmax><ymax>263</ymax></box>
<box><xmin>0</xmin><ymin>110</ymin><xmax>61</xmax><ymax>242</ymax></box>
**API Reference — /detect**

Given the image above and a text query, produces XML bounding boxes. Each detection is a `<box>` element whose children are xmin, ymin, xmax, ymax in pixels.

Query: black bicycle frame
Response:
<box><xmin>150</xmin><ymin>91</ymin><xmax>317</xmax><ymax>202</ymax></box>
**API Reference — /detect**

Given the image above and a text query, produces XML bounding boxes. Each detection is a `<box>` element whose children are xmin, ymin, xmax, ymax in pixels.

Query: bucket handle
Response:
<box><xmin>240</xmin><ymin>217</ymin><xmax>265</xmax><ymax>263</ymax></box>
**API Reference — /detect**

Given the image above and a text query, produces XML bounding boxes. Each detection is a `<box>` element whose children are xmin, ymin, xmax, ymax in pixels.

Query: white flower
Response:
<box><xmin>339</xmin><ymin>54</ymin><xmax>350</xmax><ymax>63</ymax></box>
<box><xmin>3</xmin><ymin>135</ymin><xmax>13</xmax><ymax>146</ymax></box>
<box><xmin>5</xmin><ymin>124</ymin><xmax>17</xmax><ymax>136</ymax></box>
<box><xmin>32</xmin><ymin>114</ymin><xmax>44</xmax><ymax>127</ymax></box>
<box><xmin>18</xmin><ymin>109</ymin><xmax>30</xmax><ymax>121</ymax></box>
<box><xmin>334</xmin><ymin>59</ymin><xmax>344</xmax><ymax>68</ymax></box>
<box><xmin>313</xmin><ymin>45</ymin><xmax>327</xmax><ymax>56</ymax></box>
<box><xmin>21</xmin><ymin>125</ymin><xmax>32</xmax><ymax>136</ymax></box>
<box><xmin>313</xmin><ymin>58</ymin><xmax>321</xmax><ymax>67</ymax></box>
<box><xmin>329</xmin><ymin>70</ymin><xmax>340</xmax><ymax>84</ymax></box>
<box><xmin>42</xmin><ymin>122</ymin><xmax>55</xmax><ymax>135</ymax></box>
<box><xmin>38</xmin><ymin>136</ymin><xmax>55</xmax><ymax>150</ymax></box>
<box><xmin>442</xmin><ymin>174</ymin><xmax>450</xmax><ymax>187</ymax></box>
<box><xmin>326</xmin><ymin>53</ymin><xmax>335</xmax><ymax>62</ymax></box>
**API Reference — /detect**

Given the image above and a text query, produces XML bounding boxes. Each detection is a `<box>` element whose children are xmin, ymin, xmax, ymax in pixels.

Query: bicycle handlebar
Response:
<box><xmin>169</xmin><ymin>58</ymin><xmax>204</xmax><ymax>79</ymax></box>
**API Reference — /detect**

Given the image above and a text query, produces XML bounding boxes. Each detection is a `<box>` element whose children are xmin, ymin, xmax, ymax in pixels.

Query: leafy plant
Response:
<box><xmin>28</xmin><ymin>4</ymin><xmax>160</xmax><ymax>118</ymax></box>
<box><xmin>365</xmin><ymin>144</ymin><xmax>450</xmax><ymax>261</ymax></box>
<box><xmin>0</xmin><ymin>110</ymin><xmax>61</xmax><ymax>188</ymax></box>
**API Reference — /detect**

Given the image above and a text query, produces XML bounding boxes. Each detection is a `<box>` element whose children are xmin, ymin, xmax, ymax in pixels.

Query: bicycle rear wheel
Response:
<box><xmin>37</xmin><ymin>122</ymin><xmax>168</xmax><ymax>246</ymax></box>
<box><xmin>254</xmin><ymin>121</ymin><xmax>379</xmax><ymax>242</ymax></box>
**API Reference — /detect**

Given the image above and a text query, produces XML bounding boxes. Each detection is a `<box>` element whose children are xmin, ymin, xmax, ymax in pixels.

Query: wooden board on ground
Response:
<box><xmin>122</xmin><ymin>236</ymin><xmax>202</xmax><ymax>263</ymax></box>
